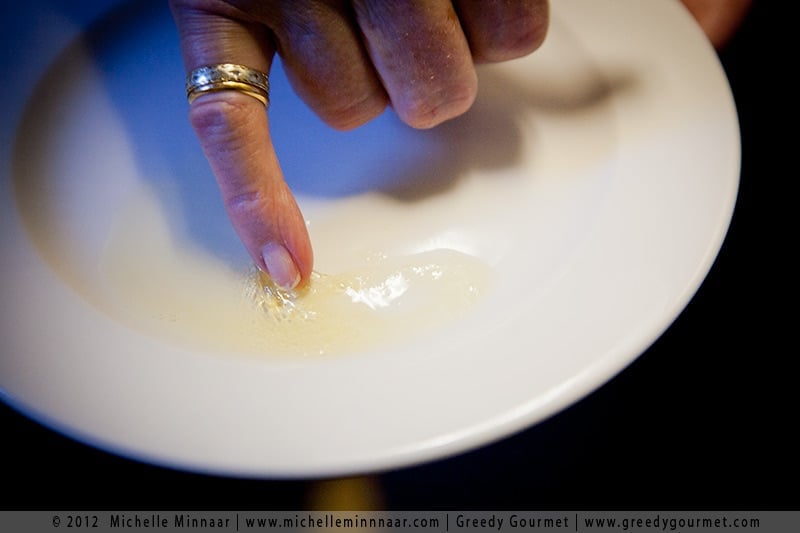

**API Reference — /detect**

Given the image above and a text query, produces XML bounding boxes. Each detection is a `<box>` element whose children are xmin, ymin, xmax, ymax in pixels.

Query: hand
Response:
<box><xmin>681</xmin><ymin>0</ymin><xmax>752</xmax><ymax>50</ymax></box>
<box><xmin>170</xmin><ymin>0</ymin><xmax>549</xmax><ymax>288</ymax></box>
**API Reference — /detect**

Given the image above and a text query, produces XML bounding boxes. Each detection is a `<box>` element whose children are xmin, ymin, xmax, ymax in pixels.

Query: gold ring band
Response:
<box><xmin>185</xmin><ymin>64</ymin><xmax>270</xmax><ymax>108</ymax></box>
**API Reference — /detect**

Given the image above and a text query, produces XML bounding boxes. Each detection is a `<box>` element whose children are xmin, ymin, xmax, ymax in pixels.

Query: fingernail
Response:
<box><xmin>261</xmin><ymin>242</ymin><xmax>301</xmax><ymax>290</ymax></box>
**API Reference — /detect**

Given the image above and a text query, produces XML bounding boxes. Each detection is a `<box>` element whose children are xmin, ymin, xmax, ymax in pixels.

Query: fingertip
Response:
<box><xmin>279</xmin><ymin>219</ymin><xmax>314</xmax><ymax>288</ymax></box>
<box><xmin>262</xmin><ymin>241</ymin><xmax>302</xmax><ymax>290</ymax></box>
<box><xmin>473</xmin><ymin>15</ymin><xmax>549</xmax><ymax>62</ymax></box>
<box><xmin>456</xmin><ymin>0</ymin><xmax>550</xmax><ymax>63</ymax></box>
<box><xmin>394</xmin><ymin>73</ymin><xmax>478</xmax><ymax>129</ymax></box>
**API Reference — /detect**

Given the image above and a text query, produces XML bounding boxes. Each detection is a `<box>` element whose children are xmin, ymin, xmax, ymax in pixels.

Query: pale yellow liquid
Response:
<box><xmin>97</xmin><ymin>188</ymin><xmax>490</xmax><ymax>357</ymax></box>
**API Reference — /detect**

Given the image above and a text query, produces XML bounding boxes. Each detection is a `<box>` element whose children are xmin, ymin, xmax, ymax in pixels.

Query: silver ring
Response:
<box><xmin>185</xmin><ymin>64</ymin><xmax>270</xmax><ymax>107</ymax></box>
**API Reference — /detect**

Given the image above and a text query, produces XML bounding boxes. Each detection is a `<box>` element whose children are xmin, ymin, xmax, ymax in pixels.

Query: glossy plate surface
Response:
<box><xmin>0</xmin><ymin>0</ymin><xmax>739</xmax><ymax>477</ymax></box>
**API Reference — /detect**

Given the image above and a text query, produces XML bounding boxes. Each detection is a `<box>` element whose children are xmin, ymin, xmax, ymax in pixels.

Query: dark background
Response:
<box><xmin>3</xmin><ymin>2</ymin><xmax>796</xmax><ymax>510</ymax></box>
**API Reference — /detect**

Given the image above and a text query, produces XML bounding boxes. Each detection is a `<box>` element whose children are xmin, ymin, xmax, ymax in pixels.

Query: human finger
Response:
<box><xmin>170</xmin><ymin>0</ymin><xmax>313</xmax><ymax>289</ymax></box>
<box><xmin>352</xmin><ymin>0</ymin><xmax>478</xmax><ymax>129</ymax></box>
<box><xmin>453</xmin><ymin>0</ymin><xmax>549</xmax><ymax>62</ymax></box>
<box><xmin>244</xmin><ymin>0</ymin><xmax>389</xmax><ymax>131</ymax></box>
<box><xmin>681</xmin><ymin>0</ymin><xmax>752</xmax><ymax>49</ymax></box>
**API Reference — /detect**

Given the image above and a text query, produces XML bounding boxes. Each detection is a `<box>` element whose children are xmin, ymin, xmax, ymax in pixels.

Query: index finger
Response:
<box><xmin>170</xmin><ymin>0</ymin><xmax>313</xmax><ymax>289</ymax></box>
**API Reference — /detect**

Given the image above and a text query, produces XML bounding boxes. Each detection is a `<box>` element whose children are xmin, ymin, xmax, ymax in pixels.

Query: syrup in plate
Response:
<box><xmin>97</xmin><ymin>187</ymin><xmax>490</xmax><ymax>356</ymax></box>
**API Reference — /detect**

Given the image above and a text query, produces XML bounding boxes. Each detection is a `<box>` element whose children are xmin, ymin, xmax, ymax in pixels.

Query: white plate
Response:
<box><xmin>0</xmin><ymin>0</ymin><xmax>739</xmax><ymax>477</ymax></box>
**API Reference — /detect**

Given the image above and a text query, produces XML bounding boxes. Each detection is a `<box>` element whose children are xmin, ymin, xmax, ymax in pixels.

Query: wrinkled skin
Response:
<box><xmin>169</xmin><ymin>0</ymin><xmax>747</xmax><ymax>289</ymax></box>
<box><xmin>170</xmin><ymin>0</ymin><xmax>548</xmax><ymax>288</ymax></box>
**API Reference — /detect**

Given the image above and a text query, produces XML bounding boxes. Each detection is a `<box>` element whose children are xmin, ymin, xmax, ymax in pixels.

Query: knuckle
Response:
<box><xmin>188</xmin><ymin>93</ymin><xmax>255</xmax><ymax>143</ymax></box>
<box><xmin>474</xmin><ymin>7</ymin><xmax>549</xmax><ymax>61</ymax></box>
<box><xmin>224</xmin><ymin>188</ymin><xmax>264</xmax><ymax>216</ymax></box>
<box><xmin>398</xmin><ymin>79</ymin><xmax>477</xmax><ymax>129</ymax></box>
<box><xmin>505</xmin><ymin>14</ymin><xmax>549</xmax><ymax>56</ymax></box>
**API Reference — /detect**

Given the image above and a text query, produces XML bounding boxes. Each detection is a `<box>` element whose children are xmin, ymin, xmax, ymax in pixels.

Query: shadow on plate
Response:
<box><xmin>13</xmin><ymin>0</ymin><xmax>634</xmax><ymax>267</ymax></box>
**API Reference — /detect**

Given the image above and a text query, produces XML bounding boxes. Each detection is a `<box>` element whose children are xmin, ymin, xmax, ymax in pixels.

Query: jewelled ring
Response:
<box><xmin>185</xmin><ymin>64</ymin><xmax>270</xmax><ymax>107</ymax></box>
